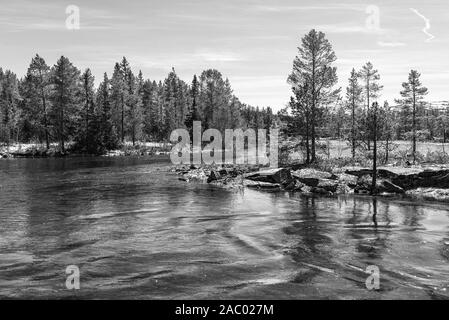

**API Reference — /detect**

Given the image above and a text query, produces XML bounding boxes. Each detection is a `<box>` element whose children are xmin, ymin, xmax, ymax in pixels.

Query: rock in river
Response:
<box><xmin>244</xmin><ymin>168</ymin><xmax>292</xmax><ymax>184</ymax></box>
<box><xmin>243</xmin><ymin>179</ymin><xmax>281</xmax><ymax>190</ymax></box>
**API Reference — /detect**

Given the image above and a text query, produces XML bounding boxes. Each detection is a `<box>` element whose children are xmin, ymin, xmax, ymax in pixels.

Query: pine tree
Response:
<box><xmin>76</xmin><ymin>68</ymin><xmax>96</xmax><ymax>152</ymax></box>
<box><xmin>110</xmin><ymin>62</ymin><xmax>127</xmax><ymax>143</ymax></box>
<box><xmin>161</xmin><ymin>69</ymin><xmax>190</xmax><ymax>138</ymax></box>
<box><xmin>162</xmin><ymin>69</ymin><xmax>177</xmax><ymax>138</ymax></box>
<box><xmin>380</xmin><ymin>101</ymin><xmax>395</xmax><ymax>163</ymax></box>
<box><xmin>288</xmin><ymin>29</ymin><xmax>339</xmax><ymax>163</ymax></box>
<box><xmin>198</xmin><ymin>69</ymin><xmax>232</xmax><ymax>131</ymax></box>
<box><xmin>289</xmin><ymin>82</ymin><xmax>312</xmax><ymax>163</ymax></box>
<box><xmin>358</xmin><ymin>62</ymin><xmax>383</xmax><ymax>151</ymax></box>
<box><xmin>346</xmin><ymin>68</ymin><xmax>363</xmax><ymax>158</ymax></box>
<box><xmin>0</xmin><ymin>70</ymin><xmax>21</xmax><ymax>147</ymax></box>
<box><xmin>49</xmin><ymin>56</ymin><xmax>81</xmax><ymax>153</ymax></box>
<box><xmin>396</xmin><ymin>70</ymin><xmax>428</xmax><ymax>163</ymax></box>
<box><xmin>184</xmin><ymin>75</ymin><xmax>201</xmax><ymax>134</ymax></box>
<box><xmin>22</xmin><ymin>54</ymin><xmax>51</xmax><ymax>148</ymax></box>
<box><xmin>96</xmin><ymin>73</ymin><xmax>119</xmax><ymax>151</ymax></box>
<box><xmin>126</xmin><ymin>69</ymin><xmax>143</xmax><ymax>146</ymax></box>
<box><xmin>229</xmin><ymin>95</ymin><xmax>242</xmax><ymax>129</ymax></box>
<box><xmin>371</xmin><ymin>101</ymin><xmax>379</xmax><ymax>194</ymax></box>
<box><xmin>142</xmin><ymin>79</ymin><xmax>154</xmax><ymax>140</ymax></box>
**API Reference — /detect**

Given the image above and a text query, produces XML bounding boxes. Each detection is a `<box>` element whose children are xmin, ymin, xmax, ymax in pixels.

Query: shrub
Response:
<box><xmin>424</xmin><ymin>150</ymin><xmax>449</xmax><ymax>164</ymax></box>
<box><xmin>312</xmin><ymin>156</ymin><xmax>371</xmax><ymax>173</ymax></box>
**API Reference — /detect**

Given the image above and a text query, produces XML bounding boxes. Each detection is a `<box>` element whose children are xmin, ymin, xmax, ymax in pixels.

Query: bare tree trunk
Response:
<box><xmin>44</xmin><ymin>114</ymin><xmax>50</xmax><ymax>150</ymax></box>
<box><xmin>121</xmin><ymin>94</ymin><xmax>125</xmax><ymax>143</ymax></box>
<box><xmin>311</xmin><ymin>108</ymin><xmax>316</xmax><ymax>163</ymax></box>
<box><xmin>367</xmin><ymin>79</ymin><xmax>371</xmax><ymax>151</ymax></box>
<box><xmin>385</xmin><ymin>138</ymin><xmax>389</xmax><ymax>164</ymax></box>
<box><xmin>305</xmin><ymin>114</ymin><xmax>310</xmax><ymax>164</ymax></box>
<box><xmin>60</xmin><ymin>105</ymin><xmax>65</xmax><ymax>153</ymax></box>
<box><xmin>412</xmin><ymin>92</ymin><xmax>416</xmax><ymax>164</ymax></box>
<box><xmin>42</xmin><ymin>92</ymin><xmax>50</xmax><ymax>150</ymax></box>
<box><xmin>352</xmin><ymin>96</ymin><xmax>356</xmax><ymax>158</ymax></box>
<box><xmin>371</xmin><ymin>102</ymin><xmax>378</xmax><ymax>195</ymax></box>
<box><xmin>311</xmin><ymin>57</ymin><xmax>316</xmax><ymax>163</ymax></box>
<box><xmin>40</xmin><ymin>72</ymin><xmax>50</xmax><ymax>150</ymax></box>
<box><xmin>85</xmin><ymin>91</ymin><xmax>89</xmax><ymax>152</ymax></box>
<box><xmin>132</xmin><ymin>124</ymin><xmax>136</xmax><ymax>147</ymax></box>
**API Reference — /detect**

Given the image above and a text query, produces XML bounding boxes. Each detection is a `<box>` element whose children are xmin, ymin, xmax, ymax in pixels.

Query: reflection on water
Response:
<box><xmin>1</xmin><ymin>157</ymin><xmax>449</xmax><ymax>299</ymax></box>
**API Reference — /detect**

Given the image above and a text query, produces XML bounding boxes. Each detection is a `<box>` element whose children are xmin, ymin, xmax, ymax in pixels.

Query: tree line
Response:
<box><xmin>284</xmin><ymin>29</ymin><xmax>448</xmax><ymax>165</ymax></box>
<box><xmin>0</xmin><ymin>56</ymin><xmax>275</xmax><ymax>154</ymax></box>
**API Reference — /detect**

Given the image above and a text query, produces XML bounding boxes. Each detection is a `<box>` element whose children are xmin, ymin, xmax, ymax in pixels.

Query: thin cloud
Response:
<box><xmin>254</xmin><ymin>4</ymin><xmax>364</xmax><ymax>13</ymax></box>
<box><xmin>377</xmin><ymin>41</ymin><xmax>406</xmax><ymax>47</ymax></box>
<box><xmin>195</xmin><ymin>52</ymin><xmax>243</xmax><ymax>62</ymax></box>
<box><xmin>313</xmin><ymin>24</ymin><xmax>386</xmax><ymax>35</ymax></box>
<box><xmin>410</xmin><ymin>8</ymin><xmax>435</xmax><ymax>42</ymax></box>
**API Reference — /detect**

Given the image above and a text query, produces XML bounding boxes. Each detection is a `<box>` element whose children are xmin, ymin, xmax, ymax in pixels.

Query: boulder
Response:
<box><xmin>354</xmin><ymin>176</ymin><xmax>404</xmax><ymax>194</ymax></box>
<box><xmin>301</xmin><ymin>185</ymin><xmax>313</xmax><ymax>193</ymax></box>
<box><xmin>392</xmin><ymin>170</ymin><xmax>449</xmax><ymax>190</ymax></box>
<box><xmin>406</xmin><ymin>188</ymin><xmax>449</xmax><ymax>202</ymax></box>
<box><xmin>282</xmin><ymin>180</ymin><xmax>306</xmax><ymax>191</ymax></box>
<box><xmin>283</xmin><ymin>180</ymin><xmax>296</xmax><ymax>191</ymax></box>
<box><xmin>316</xmin><ymin>179</ymin><xmax>339</xmax><ymax>193</ymax></box>
<box><xmin>244</xmin><ymin>168</ymin><xmax>292</xmax><ymax>184</ymax></box>
<box><xmin>207</xmin><ymin>170</ymin><xmax>222</xmax><ymax>183</ymax></box>
<box><xmin>219</xmin><ymin>168</ymin><xmax>239</xmax><ymax>177</ymax></box>
<box><xmin>292</xmin><ymin>168</ymin><xmax>337</xmax><ymax>180</ymax></box>
<box><xmin>344</xmin><ymin>166</ymin><xmax>449</xmax><ymax>190</ymax></box>
<box><xmin>336</xmin><ymin>183</ymin><xmax>353</xmax><ymax>194</ymax></box>
<box><xmin>344</xmin><ymin>167</ymin><xmax>398</xmax><ymax>179</ymax></box>
<box><xmin>243</xmin><ymin>179</ymin><xmax>281</xmax><ymax>190</ymax></box>
<box><xmin>336</xmin><ymin>173</ymin><xmax>358</xmax><ymax>188</ymax></box>
<box><xmin>354</xmin><ymin>175</ymin><xmax>373</xmax><ymax>194</ymax></box>
<box><xmin>295</xmin><ymin>176</ymin><xmax>319</xmax><ymax>188</ymax></box>
<box><xmin>291</xmin><ymin>169</ymin><xmax>339</xmax><ymax>191</ymax></box>
<box><xmin>184</xmin><ymin>169</ymin><xmax>208</xmax><ymax>182</ymax></box>
<box><xmin>312</xmin><ymin>187</ymin><xmax>333</xmax><ymax>195</ymax></box>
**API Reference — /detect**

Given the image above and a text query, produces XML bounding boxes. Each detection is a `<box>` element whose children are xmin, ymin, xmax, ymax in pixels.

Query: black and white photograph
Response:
<box><xmin>1</xmin><ymin>0</ymin><xmax>449</xmax><ymax>308</ymax></box>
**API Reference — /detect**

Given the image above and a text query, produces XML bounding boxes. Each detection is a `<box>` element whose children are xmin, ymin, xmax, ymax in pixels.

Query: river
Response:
<box><xmin>0</xmin><ymin>156</ymin><xmax>449</xmax><ymax>299</ymax></box>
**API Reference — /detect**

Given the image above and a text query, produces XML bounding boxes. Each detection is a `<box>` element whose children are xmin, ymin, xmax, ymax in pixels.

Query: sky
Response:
<box><xmin>0</xmin><ymin>0</ymin><xmax>448</xmax><ymax>111</ymax></box>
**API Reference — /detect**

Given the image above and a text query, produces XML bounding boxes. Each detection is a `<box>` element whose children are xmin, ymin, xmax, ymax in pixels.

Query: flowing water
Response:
<box><xmin>1</xmin><ymin>157</ymin><xmax>449</xmax><ymax>299</ymax></box>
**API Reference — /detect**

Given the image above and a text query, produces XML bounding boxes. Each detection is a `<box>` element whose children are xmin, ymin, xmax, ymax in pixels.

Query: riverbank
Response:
<box><xmin>0</xmin><ymin>142</ymin><xmax>172</xmax><ymax>159</ymax></box>
<box><xmin>173</xmin><ymin>164</ymin><xmax>449</xmax><ymax>203</ymax></box>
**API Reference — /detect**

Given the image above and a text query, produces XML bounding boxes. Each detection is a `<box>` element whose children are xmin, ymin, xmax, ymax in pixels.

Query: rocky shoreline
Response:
<box><xmin>172</xmin><ymin>164</ymin><xmax>449</xmax><ymax>202</ymax></box>
<box><xmin>0</xmin><ymin>144</ymin><xmax>171</xmax><ymax>159</ymax></box>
